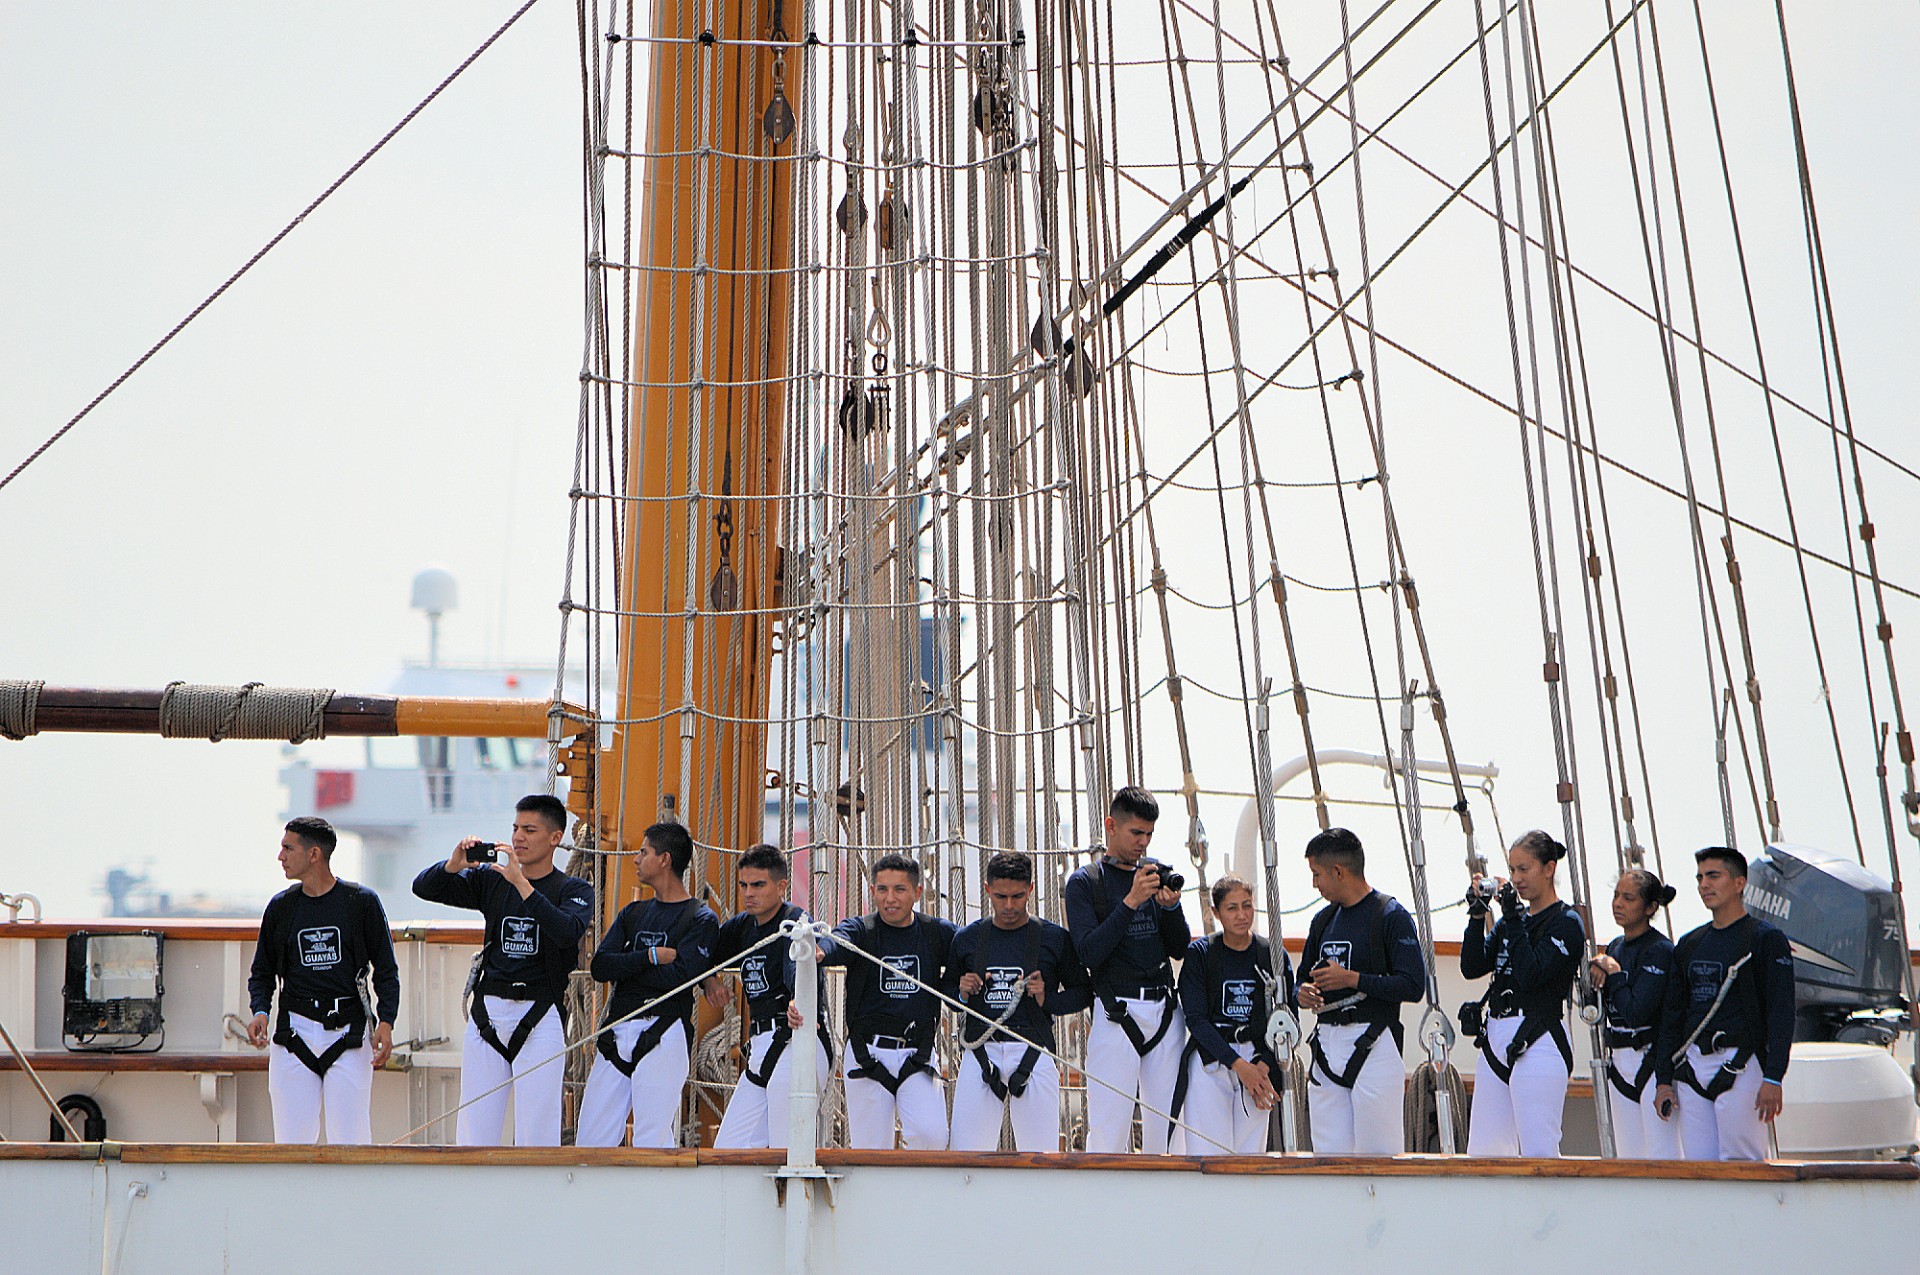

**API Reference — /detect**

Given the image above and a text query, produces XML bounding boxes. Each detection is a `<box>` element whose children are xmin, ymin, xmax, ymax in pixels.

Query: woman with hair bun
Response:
<box><xmin>1589</xmin><ymin>869</ymin><xmax>1680</xmax><ymax>1158</ymax></box>
<box><xmin>1460</xmin><ymin>829</ymin><xmax>1585</xmax><ymax>1157</ymax></box>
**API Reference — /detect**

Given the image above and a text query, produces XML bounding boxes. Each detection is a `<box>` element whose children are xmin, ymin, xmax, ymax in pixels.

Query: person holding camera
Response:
<box><xmin>706</xmin><ymin>843</ymin><xmax>832</xmax><ymax>1150</ymax></box>
<box><xmin>1589</xmin><ymin>868</ymin><xmax>1680</xmax><ymax>1158</ymax></box>
<box><xmin>412</xmin><ymin>794</ymin><xmax>593</xmax><ymax>1146</ymax></box>
<box><xmin>1653</xmin><ymin>846</ymin><xmax>1795</xmax><ymax>1161</ymax></box>
<box><xmin>825</xmin><ymin>852</ymin><xmax>958</xmax><ymax>1149</ymax></box>
<box><xmin>1171</xmin><ymin>874</ymin><xmax>1283</xmax><ymax>1155</ymax></box>
<box><xmin>1065</xmin><ymin>786</ymin><xmax>1192</xmax><ymax>1153</ymax></box>
<box><xmin>1297</xmin><ymin>828</ymin><xmax>1424</xmax><ymax>1156</ymax></box>
<box><xmin>946</xmin><ymin>851</ymin><xmax>1090</xmax><ymax>1152</ymax></box>
<box><xmin>1460</xmin><ymin>829</ymin><xmax>1585</xmax><ymax>1157</ymax></box>
<box><xmin>577</xmin><ymin>822</ymin><xmax>719</xmax><ymax>1148</ymax></box>
<box><xmin>247</xmin><ymin>816</ymin><xmax>399</xmax><ymax>1144</ymax></box>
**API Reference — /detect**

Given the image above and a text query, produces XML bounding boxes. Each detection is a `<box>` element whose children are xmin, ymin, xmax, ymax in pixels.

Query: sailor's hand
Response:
<box><xmin>958</xmin><ymin>972</ymin><xmax>984</xmax><ymax>996</ymax></box>
<box><xmin>496</xmin><ymin>850</ymin><xmax>532</xmax><ymax>896</ymax></box>
<box><xmin>246</xmin><ymin>1013</ymin><xmax>270</xmax><ymax>1049</ymax></box>
<box><xmin>1025</xmin><ymin>971</ymin><xmax>1047</xmax><ymax>1006</ymax></box>
<box><xmin>787</xmin><ymin>1002</ymin><xmax>804</xmax><ymax>1030</ymax></box>
<box><xmin>1155</xmin><ymin>887</ymin><xmax>1181</xmax><ymax>908</ymax></box>
<box><xmin>1654</xmin><ymin>1084</ymin><xmax>1678</xmax><ymax>1121</ymax></box>
<box><xmin>1298</xmin><ymin>982</ymin><xmax>1325</xmax><ymax>1011</ymax></box>
<box><xmin>449</xmin><ymin>837</ymin><xmax>487</xmax><ymax>872</ymax></box>
<box><xmin>652</xmin><ymin>947</ymin><xmax>677</xmax><ymax>967</ymax></box>
<box><xmin>1588</xmin><ymin>954</ymin><xmax>1620</xmax><ymax>987</ymax></box>
<box><xmin>371</xmin><ymin>1021</ymin><xmax>394</xmax><ymax>1068</ymax></box>
<box><xmin>1311</xmin><ymin>959</ymin><xmax>1360</xmax><ymax>993</ymax></box>
<box><xmin>703</xmin><ymin>977</ymin><xmax>730</xmax><ymax>1009</ymax></box>
<box><xmin>1756</xmin><ymin>1080</ymin><xmax>1783</xmax><ymax>1123</ymax></box>
<box><xmin>1233</xmin><ymin>1058</ymin><xmax>1277</xmax><ymax>1110</ymax></box>
<box><xmin>1122</xmin><ymin>864</ymin><xmax>1163</xmax><ymax>909</ymax></box>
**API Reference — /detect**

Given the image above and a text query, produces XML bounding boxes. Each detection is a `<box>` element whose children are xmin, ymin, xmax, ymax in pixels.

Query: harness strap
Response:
<box><xmin>1307</xmin><ymin>1020</ymin><xmax>1391</xmax><ymax>1090</ymax></box>
<box><xmin>1606</xmin><ymin>1044</ymin><xmax>1661</xmax><ymax>1103</ymax></box>
<box><xmin>1478</xmin><ymin>1014</ymin><xmax>1573</xmax><ymax>1085</ymax></box>
<box><xmin>976</xmin><ymin>1044</ymin><xmax>1044</xmax><ymax>1102</ymax></box>
<box><xmin>273</xmin><ymin>1003</ymin><xmax>366</xmax><ymax>1079</ymax></box>
<box><xmin>596</xmin><ymin>1013</ymin><xmax>686</xmax><ymax>1078</ymax></box>
<box><xmin>847</xmin><ymin>1033</ymin><xmax>933</xmax><ymax>1096</ymax></box>
<box><xmin>1098</xmin><ymin>990</ymin><xmax>1177</xmax><ymax>1057</ymax></box>
<box><xmin>1676</xmin><ymin>1046</ymin><xmax>1755</xmax><ymax>1101</ymax></box>
<box><xmin>471</xmin><ymin>992</ymin><xmax>555</xmax><ymax>1065</ymax></box>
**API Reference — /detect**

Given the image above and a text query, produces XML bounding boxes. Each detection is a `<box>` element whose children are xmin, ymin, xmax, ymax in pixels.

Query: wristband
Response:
<box><xmin>1761</xmin><ymin>1078</ymin><xmax>1782</xmax><ymax>1087</ymax></box>
<box><xmin>649</xmin><ymin>947</ymin><xmax>660</xmax><ymax>965</ymax></box>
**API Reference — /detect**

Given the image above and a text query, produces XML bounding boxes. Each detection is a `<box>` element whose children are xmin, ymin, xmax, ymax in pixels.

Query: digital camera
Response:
<box><xmin>1143</xmin><ymin>860</ymin><xmax>1185</xmax><ymax>894</ymax></box>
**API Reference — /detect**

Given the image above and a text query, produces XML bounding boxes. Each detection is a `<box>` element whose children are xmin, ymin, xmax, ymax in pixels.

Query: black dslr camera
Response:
<box><xmin>1142</xmin><ymin>860</ymin><xmax>1185</xmax><ymax>894</ymax></box>
<box><xmin>466</xmin><ymin>842</ymin><xmax>500</xmax><ymax>863</ymax></box>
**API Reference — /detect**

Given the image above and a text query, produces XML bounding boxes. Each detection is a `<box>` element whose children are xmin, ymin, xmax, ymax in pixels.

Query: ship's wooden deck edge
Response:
<box><xmin>0</xmin><ymin>1142</ymin><xmax>1911</xmax><ymax>1181</ymax></box>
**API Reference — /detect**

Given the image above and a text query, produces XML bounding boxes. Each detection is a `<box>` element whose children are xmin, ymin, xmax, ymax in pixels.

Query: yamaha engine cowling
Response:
<box><xmin>1746</xmin><ymin>843</ymin><xmax>1909</xmax><ymax>1044</ymax></box>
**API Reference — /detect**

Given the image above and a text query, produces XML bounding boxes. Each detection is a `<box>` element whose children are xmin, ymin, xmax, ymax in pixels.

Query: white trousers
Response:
<box><xmin>267</xmin><ymin>1013</ymin><xmax>374</xmax><ymax>1145</ymax></box>
<box><xmin>713</xmin><ymin>1028</ymin><xmax>832</xmax><ymax>1150</ymax></box>
<box><xmin>1178</xmin><ymin>1042</ymin><xmax>1270</xmax><ymax>1156</ymax></box>
<box><xmin>1466</xmin><ymin>1015</ymin><xmax>1569</xmax><ymax>1158</ymax></box>
<box><xmin>577</xmin><ymin>1016</ymin><xmax>691</xmax><ymax>1148</ymax></box>
<box><xmin>1306</xmin><ymin>1022</ymin><xmax>1406</xmax><ymax>1156</ymax></box>
<box><xmin>1606</xmin><ymin>1046</ymin><xmax>1682</xmax><ymax>1159</ymax></box>
<box><xmin>843</xmin><ymin>1042</ymin><xmax>948</xmax><ymax>1150</ymax></box>
<box><xmin>949</xmin><ymin>1041</ymin><xmax>1063</xmax><ymax>1152</ymax></box>
<box><xmin>456</xmin><ymin>997</ymin><xmax>566</xmax><ymax>1147</ymax></box>
<box><xmin>1676</xmin><ymin>1045</ymin><xmax>1769</xmax><ymax>1161</ymax></box>
<box><xmin>1084</xmin><ymin>997</ymin><xmax>1186</xmax><ymax>1153</ymax></box>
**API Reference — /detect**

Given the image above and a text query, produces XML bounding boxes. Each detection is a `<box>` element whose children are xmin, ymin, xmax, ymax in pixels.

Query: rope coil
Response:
<box><xmin>158</xmin><ymin>681</ymin><xmax>334</xmax><ymax>744</ymax></box>
<box><xmin>0</xmin><ymin>680</ymin><xmax>45</xmax><ymax>741</ymax></box>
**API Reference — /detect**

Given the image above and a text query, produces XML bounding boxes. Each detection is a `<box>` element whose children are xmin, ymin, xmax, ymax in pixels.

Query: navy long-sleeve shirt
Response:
<box><xmin>1601</xmin><ymin>928</ymin><xmax>1674</xmax><ymax>1041</ymax></box>
<box><xmin>1301</xmin><ymin>890</ymin><xmax>1424</xmax><ymax>1032</ymax></box>
<box><xmin>1461</xmin><ymin>896</ymin><xmax>1583</xmax><ymax>1022</ymax></box>
<box><xmin>1064</xmin><ymin>858</ymin><xmax>1190</xmax><ymax>993</ymax></box>
<box><xmin>712</xmin><ymin>903</ymin><xmax>824</xmax><ymax>1025</ymax></box>
<box><xmin>412</xmin><ymin>860</ymin><xmax>593</xmax><ymax>1001</ymax></box>
<box><xmin>824</xmin><ymin>912</ymin><xmax>957</xmax><ymax>1044</ymax></box>
<box><xmin>592</xmin><ymin>895</ymin><xmax>720</xmax><ymax>1021</ymax></box>
<box><xmin>944</xmin><ymin>916</ymin><xmax>1090</xmax><ymax>1049</ymax></box>
<box><xmin>1658</xmin><ymin>914</ymin><xmax>1796</xmax><ymax>1084</ymax></box>
<box><xmin>1178</xmin><ymin>935</ymin><xmax>1285</xmax><ymax>1070</ymax></box>
<box><xmin>249</xmin><ymin>880</ymin><xmax>400</xmax><ymax>1023</ymax></box>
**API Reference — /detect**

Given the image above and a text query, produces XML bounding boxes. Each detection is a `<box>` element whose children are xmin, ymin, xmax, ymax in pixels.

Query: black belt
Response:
<box><xmin>1605</xmin><ymin>1025</ymin><xmax>1654</xmax><ymax>1049</ymax></box>
<box><xmin>750</xmin><ymin>1012</ymin><xmax>787</xmax><ymax>1036</ymax></box>
<box><xmin>1100</xmin><ymin>983</ymin><xmax>1173</xmax><ymax>1002</ymax></box>
<box><xmin>1677</xmin><ymin>1039</ymin><xmax>1756</xmax><ymax>1101</ymax></box>
<box><xmin>280</xmin><ymin>993</ymin><xmax>363</xmax><ymax>1031</ymax></box>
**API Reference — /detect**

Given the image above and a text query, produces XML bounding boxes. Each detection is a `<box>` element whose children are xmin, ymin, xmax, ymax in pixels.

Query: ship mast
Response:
<box><xmin>600</xmin><ymin>0</ymin><xmax>799</xmax><ymax>916</ymax></box>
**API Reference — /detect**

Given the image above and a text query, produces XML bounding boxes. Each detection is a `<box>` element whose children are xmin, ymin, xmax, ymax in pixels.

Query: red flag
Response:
<box><xmin>315</xmin><ymin>770</ymin><xmax>355</xmax><ymax>809</ymax></box>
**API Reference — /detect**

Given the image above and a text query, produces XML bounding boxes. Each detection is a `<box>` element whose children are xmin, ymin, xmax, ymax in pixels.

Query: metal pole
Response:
<box><xmin>0</xmin><ymin>1013</ymin><xmax>82</xmax><ymax>1141</ymax></box>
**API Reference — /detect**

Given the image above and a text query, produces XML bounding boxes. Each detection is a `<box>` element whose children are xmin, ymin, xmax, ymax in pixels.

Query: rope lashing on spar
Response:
<box><xmin>0</xmin><ymin>680</ymin><xmax>45</xmax><ymax>740</ymax></box>
<box><xmin>158</xmin><ymin>681</ymin><xmax>334</xmax><ymax>744</ymax></box>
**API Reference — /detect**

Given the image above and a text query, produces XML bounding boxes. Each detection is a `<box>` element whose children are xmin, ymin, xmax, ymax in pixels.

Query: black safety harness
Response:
<box><xmin>842</xmin><ymin>915</ymin><xmax>939</xmax><ymax>1095</ymax></box>
<box><xmin>596</xmin><ymin>902</ymin><xmax>707</xmax><ymax>1077</ymax></box>
<box><xmin>273</xmin><ymin>985</ymin><xmax>371</xmax><ymax>1079</ymax></box>
<box><xmin>1088</xmin><ymin>861</ymin><xmax>1179</xmax><ymax>1058</ymax></box>
<box><xmin>1169</xmin><ymin>934</ymin><xmax>1276</xmax><ymax>1119</ymax></box>
<box><xmin>1476</xmin><ymin>901</ymin><xmax>1576</xmax><ymax>1085</ymax></box>
<box><xmin>1671</xmin><ymin>926</ymin><xmax>1762</xmax><ymax>1101</ymax></box>
<box><xmin>1303</xmin><ymin>893</ymin><xmax>1403</xmax><ymax>1091</ymax></box>
<box><xmin>1602</xmin><ymin>934</ymin><xmax>1665</xmax><ymax>1103</ymax></box>
<box><xmin>962</xmin><ymin>921</ymin><xmax>1047</xmax><ymax>1102</ymax></box>
<box><xmin>737</xmin><ymin>905</ymin><xmax>834</xmax><ymax>1089</ymax></box>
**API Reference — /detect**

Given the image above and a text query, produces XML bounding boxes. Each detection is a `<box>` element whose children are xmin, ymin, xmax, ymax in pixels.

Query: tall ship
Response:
<box><xmin>3</xmin><ymin>1</ymin><xmax>1919</xmax><ymax>1269</ymax></box>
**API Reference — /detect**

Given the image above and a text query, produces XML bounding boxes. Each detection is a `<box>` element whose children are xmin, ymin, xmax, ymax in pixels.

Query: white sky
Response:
<box><xmin>1</xmin><ymin>1</ymin><xmax>1916</xmax><ymax>943</ymax></box>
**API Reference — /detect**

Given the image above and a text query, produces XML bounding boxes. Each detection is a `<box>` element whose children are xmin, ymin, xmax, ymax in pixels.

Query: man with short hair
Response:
<box><xmin>1654</xmin><ymin>846</ymin><xmax>1795</xmax><ymax>1161</ymax></box>
<box><xmin>946</xmin><ymin>852</ymin><xmax>1090</xmax><ymax>1151</ymax></box>
<box><xmin>577</xmin><ymin>821</ymin><xmax>720</xmax><ymax>1147</ymax></box>
<box><xmin>1297</xmin><ymin>827</ymin><xmax>1424</xmax><ymax>1155</ymax></box>
<box><xmin>1064</xmin><ymin>786</ymin><xmax>1191</xmax><ymax>1153</ymax></box>
<box><xmin>706</xmin><ymin>844</ymin><xmax>832</xmax><ymax>1150</ymax></box>
<box><xmin>413</xmin><ymin>793</ymin><xmax>593</xmax><ymax>1146</ymax></box>
<box><xmin>826</xmin><ymin>852</ymin><xmax>957</xmax><ymax>1149</ymax></box>
<box><xmin>248</xmin><ymin>816</ymin><xmax>400</xmax><ymax>1144</ymax></box>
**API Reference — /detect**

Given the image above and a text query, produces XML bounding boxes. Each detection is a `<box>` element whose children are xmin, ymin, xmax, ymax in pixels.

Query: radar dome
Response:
<box><xmin>410</xmin><ymin>567</ymin><xmax>459</xmax><ymax>616</ymax></box>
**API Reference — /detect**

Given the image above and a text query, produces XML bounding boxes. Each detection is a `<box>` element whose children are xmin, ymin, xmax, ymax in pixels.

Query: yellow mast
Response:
<box><xmin>601</xmin><ymin>1</ymin><xmax>798</xmax><ymax>920</ymax></box>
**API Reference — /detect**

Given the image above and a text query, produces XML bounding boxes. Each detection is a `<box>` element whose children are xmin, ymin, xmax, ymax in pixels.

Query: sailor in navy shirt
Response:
<box><xmin>247</xmin><ymin>817</ymin><xmax>399</xmax><ymax>1144</ymax></box>
<box><xmin>1174</xmin><ymin>875</ymin><xmax>1284</xmax><ymax>1155</ymax></box>
<box><xmin>1064</xmin><ymin>786</ymin><xmax>1191</xmax><ymax>1153</ymax></box>
<box><xmin>577</xmin><ymin>821</ymin><xmax>719</xmax><ymax>1147</ymax></box>
<box><xmin>1654</xmin><ymin>846</ymin><xmax>1796</xmax><ymax>1161</ymax></box>
<box><xmin>706</xmin><ymin>843</ymin><xmax>831</xmax><ymax>1150</ymax></box>
<box><xmin>412</xmin><ymin>794</ymin><xmax>592</xmax><ymax>1146</ymax></box>
<box><xmin>1460</xmin><ymin>830</ymin><xmax>1585</xmax><ymax>1158</ymax></box>
<box><xmin>945</xmin><ymin>852</ymin><xmax>1091</xmax><ymax>1152</ymax></box>
<box><xmin>1297</xmin><ymin>828</ymin><xmax>1423</xmax><ymax>1155</ymax></box>
<box><xmin>824</xmin><ymin>852</ymin><xmax>957</xmax><ymax>1150</ymax></box>
<box><xmin>1588</xmin><ymin>868</ymin><xmax>1680</xmax><ymax>1158</ymax></box>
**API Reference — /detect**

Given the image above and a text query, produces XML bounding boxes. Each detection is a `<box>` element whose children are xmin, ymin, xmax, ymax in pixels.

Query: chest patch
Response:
<box><xmin>1222</xmin><ymin>978</ymin><xmax>1257</xmax><ymax>1022</ymax></box>
<box><xmin>297</xmin><ymin>926</ymin><xmax>341</xmax><ymax>969</ymax></box>
<box><xmin>880</xmin><ymin>954</ymin><xmax>921</xmax><ymax>998</ymax></box>
<box><xmin>501</xmin><ymin>915</ymin><xmax>539</xmax><ymax>959</ymax></box>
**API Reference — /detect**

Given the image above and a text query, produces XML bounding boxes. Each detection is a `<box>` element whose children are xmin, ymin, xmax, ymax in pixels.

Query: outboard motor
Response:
<box><xmin>1747</xmin><ymin>843</ymin><xmax>1910</xmax><ymax>1045</ymax></box>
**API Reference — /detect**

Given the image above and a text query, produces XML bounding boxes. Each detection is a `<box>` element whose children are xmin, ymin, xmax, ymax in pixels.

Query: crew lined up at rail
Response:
<box><xmin>246</xmin><ymin>788</ymin><xmax>1794</xmax><ymax>1161</ymax></box>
